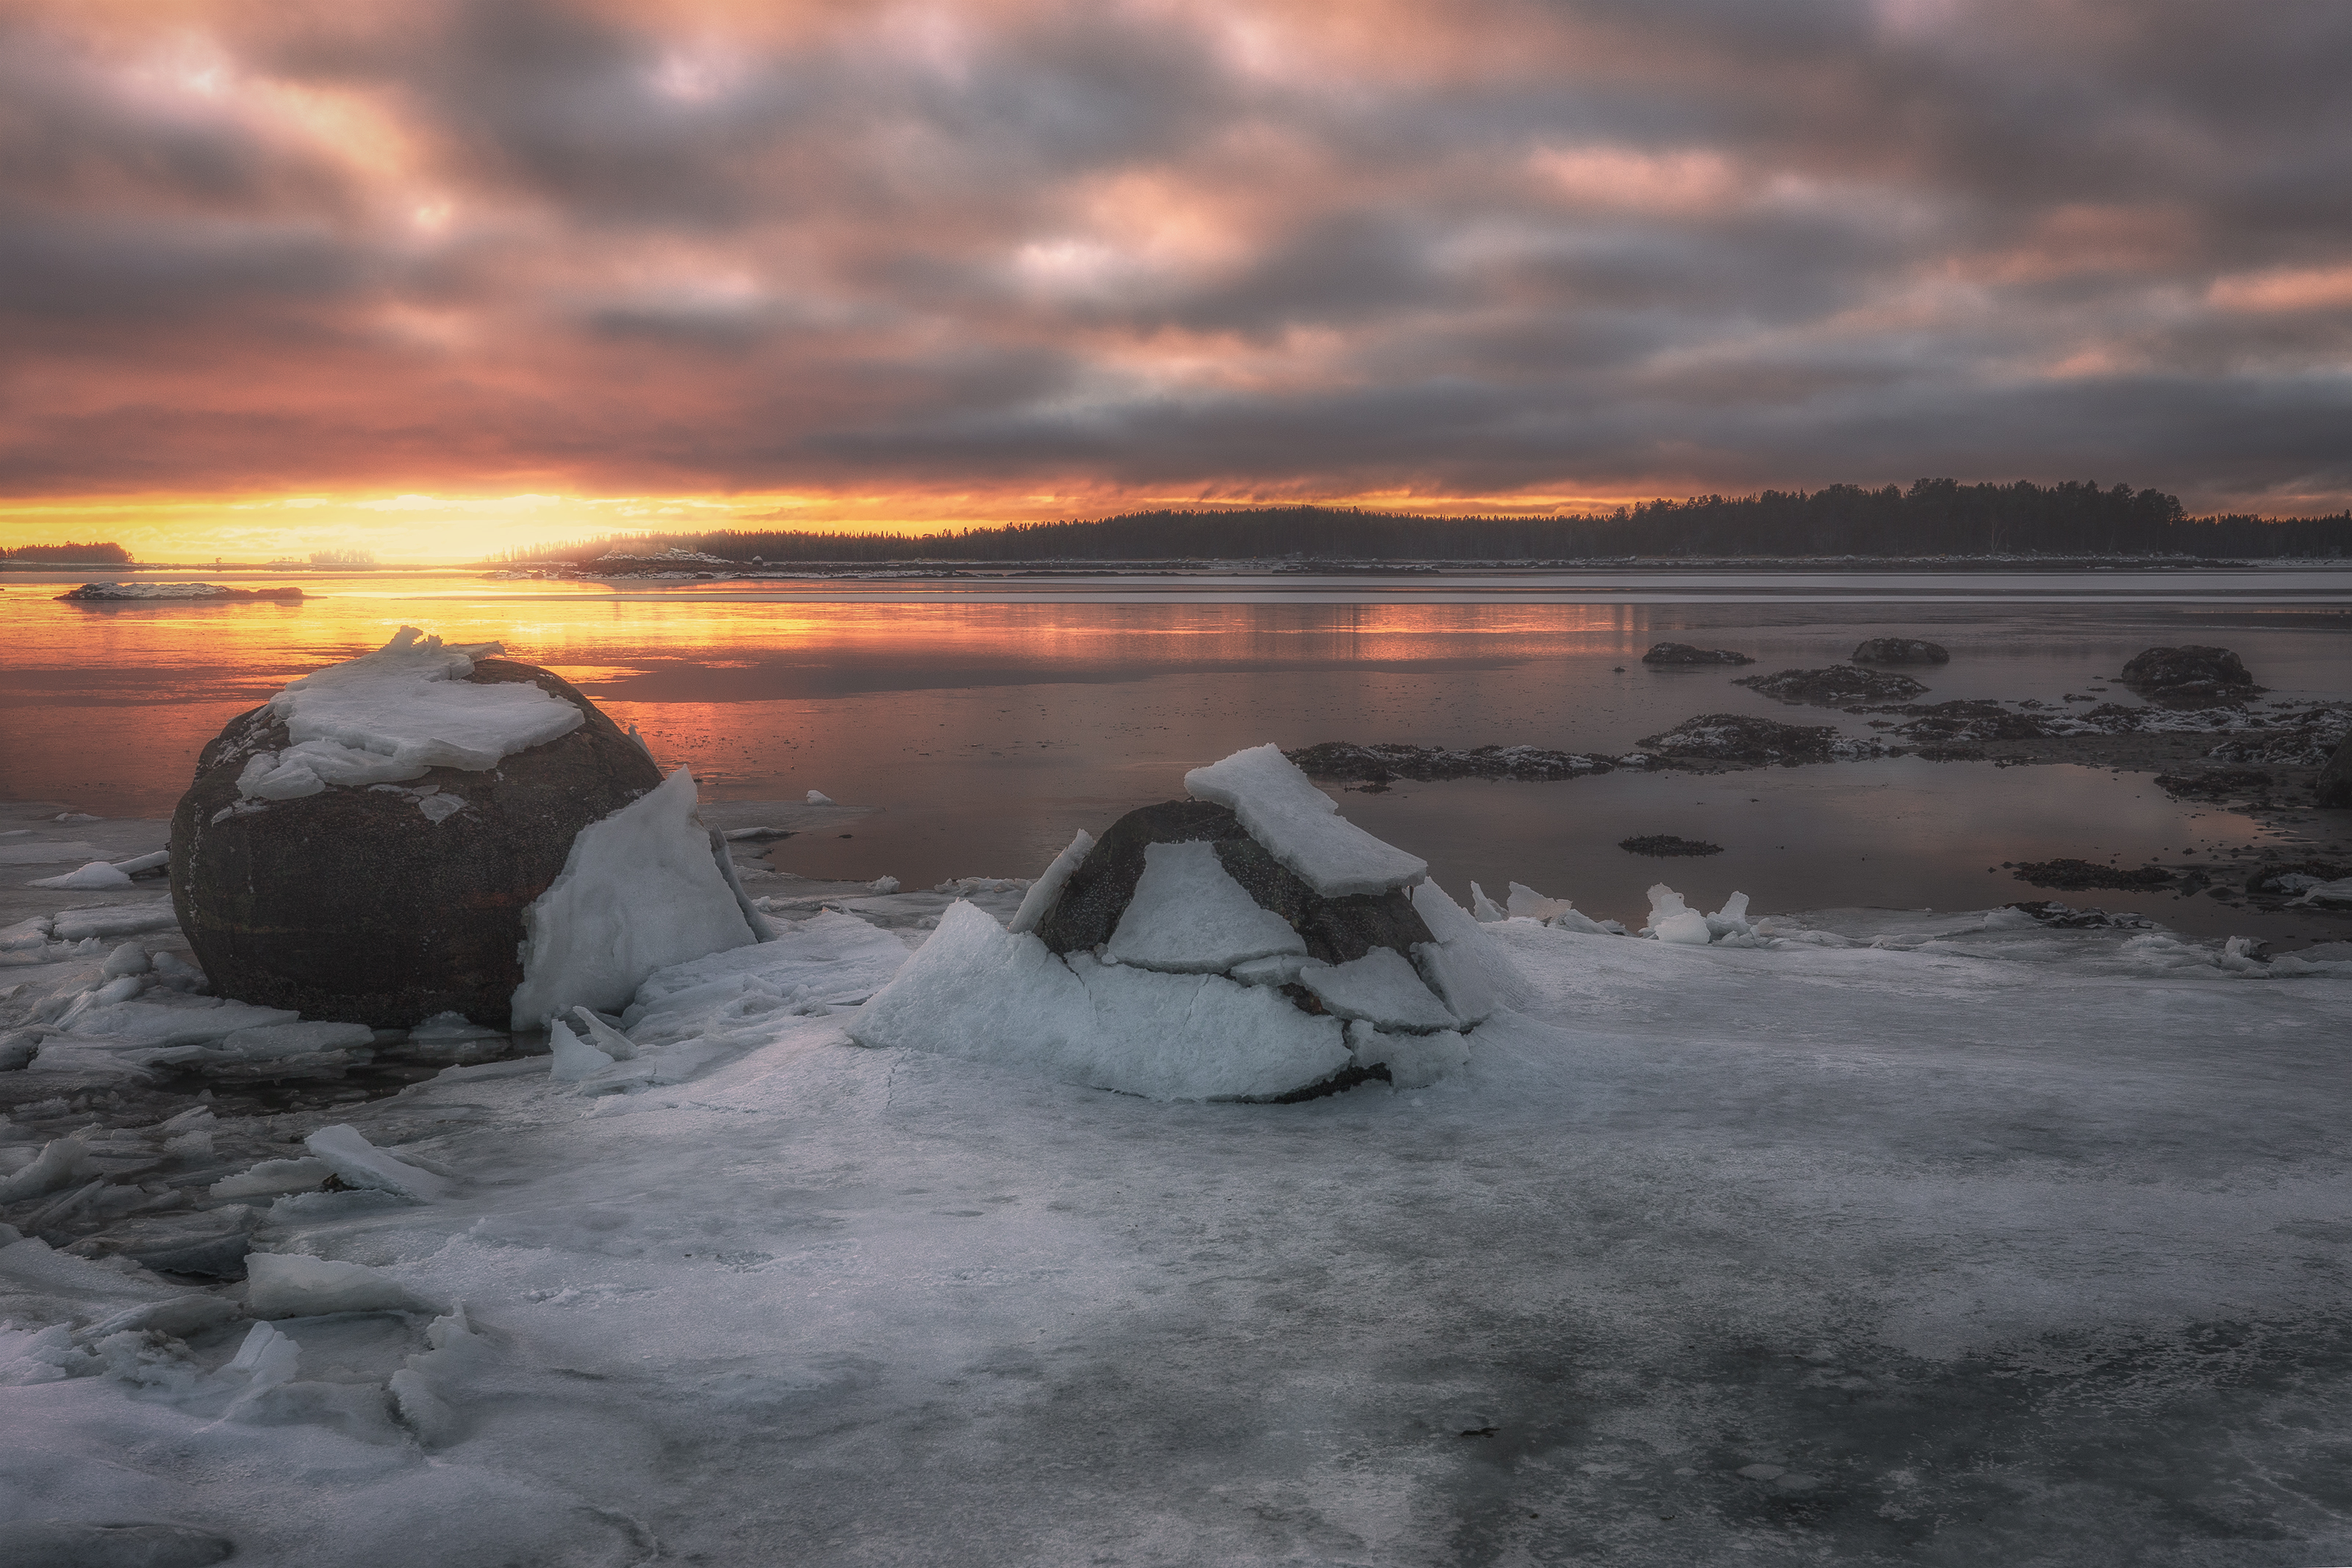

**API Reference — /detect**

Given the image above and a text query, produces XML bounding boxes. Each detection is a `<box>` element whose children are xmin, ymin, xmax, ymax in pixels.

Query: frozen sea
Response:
<box><xmin>3</xmin><ymin>565</ymin><xmax>2352</xmax><ymax>1566</ymax></box>
<box><xmin>4</xmin><ymin>563</ymin><xmax>2349</xmax><ymax>941</ymax></box>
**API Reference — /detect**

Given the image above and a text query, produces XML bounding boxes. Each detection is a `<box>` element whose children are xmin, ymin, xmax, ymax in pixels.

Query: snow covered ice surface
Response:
<box><xmin>7</xmin><ymin>785</ymin><xmax>2352</xmax><ymax>1567</ymax></box>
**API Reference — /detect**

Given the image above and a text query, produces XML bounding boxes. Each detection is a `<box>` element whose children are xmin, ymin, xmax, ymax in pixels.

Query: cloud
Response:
<box><xmin>1</xmin><ymin>0</ymin><xmax>2348</xmax><ymax>522</ymax></box>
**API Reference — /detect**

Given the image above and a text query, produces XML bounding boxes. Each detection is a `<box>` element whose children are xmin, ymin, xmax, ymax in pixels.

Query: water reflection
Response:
<box><xmin>4</xmin><ymin>573</ymin><xmax>2345</xmax><ymax>944</ymax></box>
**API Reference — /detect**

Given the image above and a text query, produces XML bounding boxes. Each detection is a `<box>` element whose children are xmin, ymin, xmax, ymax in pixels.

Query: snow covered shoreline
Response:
<box><xmin>7</xmin><ymin>816</ymin><xmax>2352</xmax><ymax>1563</ymax></box>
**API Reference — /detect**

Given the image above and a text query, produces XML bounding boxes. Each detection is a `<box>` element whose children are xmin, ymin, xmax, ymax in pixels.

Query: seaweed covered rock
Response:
<box><xmin>1850</xmin><ymin>637</ymin><xmax>1949</xmax><ymax>664</ymax></box>
<box><xmin>2120</xmin><ymin>646</ymin><xmax>2261</xmax><ymax>708</ymax></box>
<box><xmin>853</xmin><ymin>746</ymin><xmax>1509</xmax><ymax>1101</ymax></box>
<box><xmin>1734</xmin><ymin>665</ymin><xmax>1929</xmax><ymax>706</ymax></box>
<box><xmin>171</xmin><ymin>627</ymin><xmax>743</xmax><ymax>1028</ymax></box>
<box><xmin>1642</xmin><ymin>642</ymin><xmax>1754</xmax><ymax>666</ymax></box>
<box><xmin>1635</xmin><ymin>713</ymin><xmax>1887</xmax><ymax>766</ymax></box>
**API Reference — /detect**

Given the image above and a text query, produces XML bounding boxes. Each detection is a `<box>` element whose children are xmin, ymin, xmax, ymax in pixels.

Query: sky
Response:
<box><xmin>3</xmin><ymin>0</ymin><xmax>2348</xmax><ymax>561</ymax></box>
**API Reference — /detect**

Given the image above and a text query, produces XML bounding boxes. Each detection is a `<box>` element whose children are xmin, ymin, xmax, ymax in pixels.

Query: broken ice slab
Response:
<box><xmin>1297</xmin><ymin>947</ymin><xmax>1460</xmax><ymax>1033</ymax></box>
<box><xmin>1105</xmin><ymin>840</ymin><xmax>1307</xmax><ymax>972</ymax></box>
<box><xmin>1183</xmin><ymin>744</ymin><xmax>1427</xmax><ymax>897</ymax></box>
<box><xmin>303</xmin><ymin>1126</ymin><xmax>453</xmax><ymax>1201</ymax></box>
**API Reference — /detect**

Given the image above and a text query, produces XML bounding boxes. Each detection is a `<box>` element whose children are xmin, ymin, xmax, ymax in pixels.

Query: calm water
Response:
<box><xmin>4</xmin><ymin>567</ymin><xmax>2348</xmax><ymax>942</ymax></box>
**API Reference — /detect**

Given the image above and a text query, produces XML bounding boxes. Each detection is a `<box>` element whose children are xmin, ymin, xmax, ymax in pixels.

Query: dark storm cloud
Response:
<box><xmin>2</xmin><ymin>0</ymin><xmax>2348</xmax><ymax>512</ymax></box>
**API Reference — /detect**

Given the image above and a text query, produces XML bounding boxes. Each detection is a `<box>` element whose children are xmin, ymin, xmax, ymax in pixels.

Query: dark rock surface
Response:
<box><xmin>171</xmin><ymin>658</ymin><xmax>663</xmax><ymax>1028</ymax></box>
<box><xmin>1850</xmin><ymin>637</ymin><xmax>1950</xmax><ymax>664</ymax></box>
<box><xmin>2120</xmin><ymin>645</ymin><xmax>2262</xmax><ymax>708</ymax></box>
<box><xmin>2009</xmin><ymin>859</ymin><xmax>2173</xmax><ymax>892</ymax></box>
<box><xmin>1635</xmin><ymin>713</ymin><xmax>1880</xmax><ymax>766</ymax></box>
<box><xmin>2007</xmin><ymin>901</ymin><xmax>2155</xmax><ymax>929</ymax></box>
<box><xmin>1642</xmin><ymin>641</ymin><xmax>1754</xmax><ymax>666</ymax></box>
<box><xmin>1288</xmin><ymin>741</ymin><xmax>1613</xmax><ymax>783</ymax></box>
<box><xmin>1036</xmin><ymin>799</ymin><xmax>1433</xmax><ymax>965</ymax></box>
<box><xmin>1734</xmin><ymin>665</ymin><xmax>1929</xmax><ymax>705</ymax></box>
<box><xmin>1894</xmin><ymin>700</ymin><xmax>2064</xmax><ymax>744</ymax></box>
<box><xmin>1619</xmin><ymin>835</ymin><xmax>1723</xmax><ymax>857</ymax></box>
<box><xmin>2317</xmin><ymin>733</ymin><xmax>2352</xmax><ymax>809</ymax></box>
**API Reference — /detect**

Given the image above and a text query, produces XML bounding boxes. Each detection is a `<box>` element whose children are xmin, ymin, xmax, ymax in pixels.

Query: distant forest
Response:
<box><xmin>0</xmin><ymin>541</ymin><xmax>132</xmax><ymax>563</ymax></box>
<box><xmin>506</xmin><ymin>481</ymin><xmax>2352</xmax><ymax>564</ymax></box>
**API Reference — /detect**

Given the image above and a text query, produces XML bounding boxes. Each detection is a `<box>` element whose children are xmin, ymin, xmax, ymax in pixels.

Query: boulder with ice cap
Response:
<box><xmin>171</xmin><ymin>627</ymin><xmax>754</xmax><ymax>1028</ymax></box>
<box><xmin>853</xmin><ymin>744</ymin><xmax>1508</xmax><ymax>1100</ymax></box>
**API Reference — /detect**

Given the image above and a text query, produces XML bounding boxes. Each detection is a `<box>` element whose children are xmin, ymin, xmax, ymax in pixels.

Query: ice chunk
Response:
<box><xmin>570</xmin><ymin>1007</ymin><xmax>639</xmax><ymax>1060</ymax></box>
<box><xmin>1410</xmin><ymin>880</ymin><xmax>1485</xmax><ymax>946</ymax></box>
<box><xmin>61</xmin><ymin>998</ymin><xmax>301</xmax><ymax>1050</ymax></box>
<box><xmin>1107</xmin><ymin>840</ymin><xmax>1308</xmax><ymax>972</ymax></box>
<box><xmin>101</xmin><ymin>942</ymin><xmax>151</xmax><ymax>977</ymax></box>
<box><xmin>51</xmin><ymin>900</ymin><xmax>179</xmax><ymax>941</ymax></box>
<box><xmin>1646</xmin><ymin>884</ymin><xmax>1690</xmax><ymax>924</ymax></box>
<box><xmin>1705</xmin><ymin>892</ymin><xmax>1754</xmax><ymax>939</ymax></box>
<box><xmin>418</xmin><ymin>792</ymin><xmax>467</xmax><ymax>822</ymax></box>
<box><xmin>28</xmin><ymin>860</ymin><xmax>133</xmax><ymax>891</ymax></box>
<box><xmin>1298</xmin><ymin>948</ymin><xmax>1460</xmax><ymax>1033</ymax></box>
<box><xmin>1469</xmin><ymin>882</ymin><xmax>1507</xmax><ymax>922</ymax></box>
<box><xmin>1230</xmin><ymin>953</ymin><xmax>1319</xmax><ymax>987</ymax></box>
<box><xmin>304</xmin><ymin>1124</ymin><xmax>454</xmax><ymax>1201</ymax></box>
<box><xmin>216</xmin><ymin>1020</ymin><xmax>376</xmax><ymax>1060</ymax></box>
<box><xmin>220</xmin><ymin>1320</ymin><xmax>303</xmax><ymax>1401</ymax></box>
<box><xmin>509</xmin><ymin>766</ymin><xmax>759</xmax><ymax>1028</ymax></box>
<box><xmin>547</xmin><ymin>1018</ymin><xmax>615</xmax><ymax>1082</ymax></box>
<box><xmin>0</xmin><ymin>915</ymin><xmax>52</xmax><ymax>950</ymax></box>
<box><xmin>1506</xmin><ymin>882</ymin><xmax>1573</xmax><ymax>922</ymax></box>
<box><xmin>407</xmin><ymin>1010</ymin><xmax>506</xmax><ymax>1042</ymax></box>
<box><xmin>806</xmin><ymin>789</ymin><xmax>835</xmax><ymax>805</ymax></box>
<box><xmin>110</xmin><ymin>849</ymin><xmax>169</xmax><ymax>876</ymax></box>
<box><xmin>1006</xmin><ymin>828</ymin><xmax>1095</xmax><ymax>935</ymax></box>
<box><xmin>1347</xmin><ymin>1019</ymin><xmax>1470</xmax><ymax>1090</ymax></box>
<box><xmin>212</xmin><ymin>1157</ymin><xmax>333</xmax><ymax>1199</ymax></box>
<box><xmin>849</xmin><ymin>900</ymin><xmax>1094</xmax><ymax>1071</ymax></box>
<box><xmin>1183</xmin><ymin>744</ymin><xmax>1427</xmax><ymax>896</ymax></box>
<box><xmin>1413</xmin><ymin>941</ymin><xmax>1496</xmax><ymax>1026</ymax></box>
<box><xmin>1067</xmin><ymin>954</ymin><xmax>1351</xmax><ymax>1100</ymax></box>
<box><xmin>237</xmin><ymin>738</ymin><xmax>433</xmax><ymax>799</ymax></box>
<box><xmin>0</xmin><ymin>1136</ymin><xmax>96</xmax><ymax>1202</ymax></box>
<box><xmin>265</xmin><ymin>625</ymin><xmax>582</xmax><ymax>774</ymax></box>
<box><xmin>866</xmin><ymin>875</ymin><xmax>900</xmax><ymax>894</ymax></box>
<box><xmin>246</xmin><ymin>1251</ymin><xmax>436</xmax><ymax>1317</ymax></box>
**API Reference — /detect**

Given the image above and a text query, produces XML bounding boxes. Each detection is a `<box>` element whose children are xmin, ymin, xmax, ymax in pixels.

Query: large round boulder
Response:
<box><xmin>170</xmin><ymin>658</ymin><xmax>662</xmax><ymax>1027</ymax></box>
<box><xmin>2120</xmin><ymin>645</ymin><xmax>2260</xmax><ymax>708</ymax></box>
<box><xmin>2317</xmin><ymin>732</ymin><xmax>2352</xmax><ymax>810</ymax></box>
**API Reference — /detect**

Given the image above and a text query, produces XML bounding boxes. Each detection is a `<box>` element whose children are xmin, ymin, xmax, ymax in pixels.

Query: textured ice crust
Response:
<box><xmin>509</xmin><ymin>766</ymin><xmax>758</xmax><ymax>1029</ymax></box>
<box><xmin>1106</xmin><ymin>840</ymin><xmax>1308</xmax><ymax>972</ymax></box>
<box><xmin>235</xmin><ymin>626</ymin><xmax>584</xmax><ymax>801</ymax></box>
<box><xmin>1183</xmin><ymin>743</ymin><xmax>1427</xmax><ymax>896</ymax></box>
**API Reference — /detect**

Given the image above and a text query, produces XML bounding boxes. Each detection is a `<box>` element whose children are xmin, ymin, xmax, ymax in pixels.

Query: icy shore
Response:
<box><xmin>5</xmin><ymin>812</ymin><xmax>2351</xmax><ymax>1564</ymax></box>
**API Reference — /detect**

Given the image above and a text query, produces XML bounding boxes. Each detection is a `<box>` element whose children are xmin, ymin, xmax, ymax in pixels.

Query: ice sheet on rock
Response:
<box><xmin>1107</xmin><ymin>840</ymin><xmax>1308</xmax><ymax>972</ymax></box>
<box><xmin>1066</xmin><ymin>952</ymin><xmax>1352</xmax><ymax>1100</ymax></box>
<box><xmin>266</xmin><ymin>625</ymin><xmax>582</xmax><ymax>773</ymax></box>
<box><xmin>304</xmin><ymin>1125</ymin><xmax>453</xmax><ymax>1201</ymax></box>
<box><xmin>1347</xmin><ymin>1019</ymin><xmax>1470</xmax><ymax>1090</ymax></box>
<box><xmin>1183</xmin><ymin>744</ymin><xmax>1427</xmax><ymax>897</ymax></box>
<box><xmin>1298</xmin><ymin>947</ymin><xmax>1460</xmax><ymax>1032</ymax></box>
<box><xmin>245</xmin><ymin>1252</ymin><xmax>436</xmax><ymax>1317</ymax></box>
<box><xmin>1413</xmin><ymin>941</ymin><xmax>1496</xmax><ymax>1025</ymax></box>
<box><xmin>27</xmin><ymin>861</ymin><xmax>132</xmax><ymax>891</ymax></box>
<box><xmin>1006</xmin><ymin>828</ymin><xmax>1094</xmax><ymax>935</ymax></box>
<box><xmin>509</xmin><ymin>766</ymin><xmax>758</xmax><ymax>1029</ymax></box>
<box><xmin>1230</xmin><ymin>952</ymin><xmax>1319</xmax><ymax>987</ymax></box>
<box><xmin>848</xmin><ymin>900</ymin><xmax>1094</xmax><ymax>1073</ymax></box>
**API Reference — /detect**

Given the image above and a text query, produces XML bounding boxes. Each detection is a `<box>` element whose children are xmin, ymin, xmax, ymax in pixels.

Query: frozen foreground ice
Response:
<box><xmin>4</xmin><ymin>888</ymin><xmax>2350</xmax><ymax>1566</ymax></box>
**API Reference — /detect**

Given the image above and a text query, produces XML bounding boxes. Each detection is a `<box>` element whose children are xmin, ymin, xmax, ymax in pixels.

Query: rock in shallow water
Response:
<box><xmin>171</xmin><ymin>655</ymin><xmax>661</xmax><ymax>1028</ymax></box>
<box><xmin>1850</xmin><ymin>636</ymin><xmax>1949</xmax><ymax>664</ymax></box>
<box><xmin>1641</xmin><ymin>641</ymin><xmax>1754</xmax><ymax>666</ymax></box>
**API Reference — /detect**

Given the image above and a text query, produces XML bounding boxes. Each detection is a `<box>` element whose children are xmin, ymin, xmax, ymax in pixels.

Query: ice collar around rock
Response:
<box><xmin>1183</xmin><ymin>744</ymin><xmax>1426</xmax><ymax>897</ymax></box>
<box><xmin>236</xmin><ymin>626</ymin><xmax>585</xmax><ymax>801</ymax></box>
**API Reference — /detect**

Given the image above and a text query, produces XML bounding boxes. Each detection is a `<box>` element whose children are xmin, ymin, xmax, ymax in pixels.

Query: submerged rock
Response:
<box><xmin>1893</xmin><ymin>700</ymin><xmax>2063</xmax><ymax>744</ymax></box>
<box><xmin>2009</xmin><ymin>859</ymin><xmax>2173</xmax><ymax>892</ymax></box>
<box><xmin>172</xmin><ymin>637</ymin><xmax>665</xmax><ymax>1027</ymax></box>
<box><xmin>2120</xmin><ymin>645</ymin><xmax>2262</xmax><ymax>708</ymax></box>
<box><xmin>1850</xmin><ymin>636</ymin><xmax>1949</xmax><ymax>664</ymax></box>
<box><xmin>1287</xmin><ymin>741</ymin><xmax>1614</xmax><ymax>783</ymax></box>
<box><xmin>1734</xmin><ymin>665</ymin><xmax>1930</xmax><ymax>705</ymax></box>
<box><xmin>2153</xmin><ymin>766</ymin><xmax>2274</xmax><ymax>801</ymax></box>
<box><xmin>1618</xmin><ymin>835</ymin><xmax>1723</xmax><ymax>857</ymax></box>
<box><xmin>1641</xmin><ymin>642</ymin><xmax>1755</xmax><ymax>666</ymax></box>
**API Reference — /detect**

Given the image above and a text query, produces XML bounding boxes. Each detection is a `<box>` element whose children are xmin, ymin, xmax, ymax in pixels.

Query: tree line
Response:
<box><xmin>0</xmin><ymin>541</ymin><xmax>134</xmax><ymax>563</ymax></box>
<box><xmin>504</xmin><ymin>481</ymin><xmax>2352</xmax><ymax>564</ymax></box>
